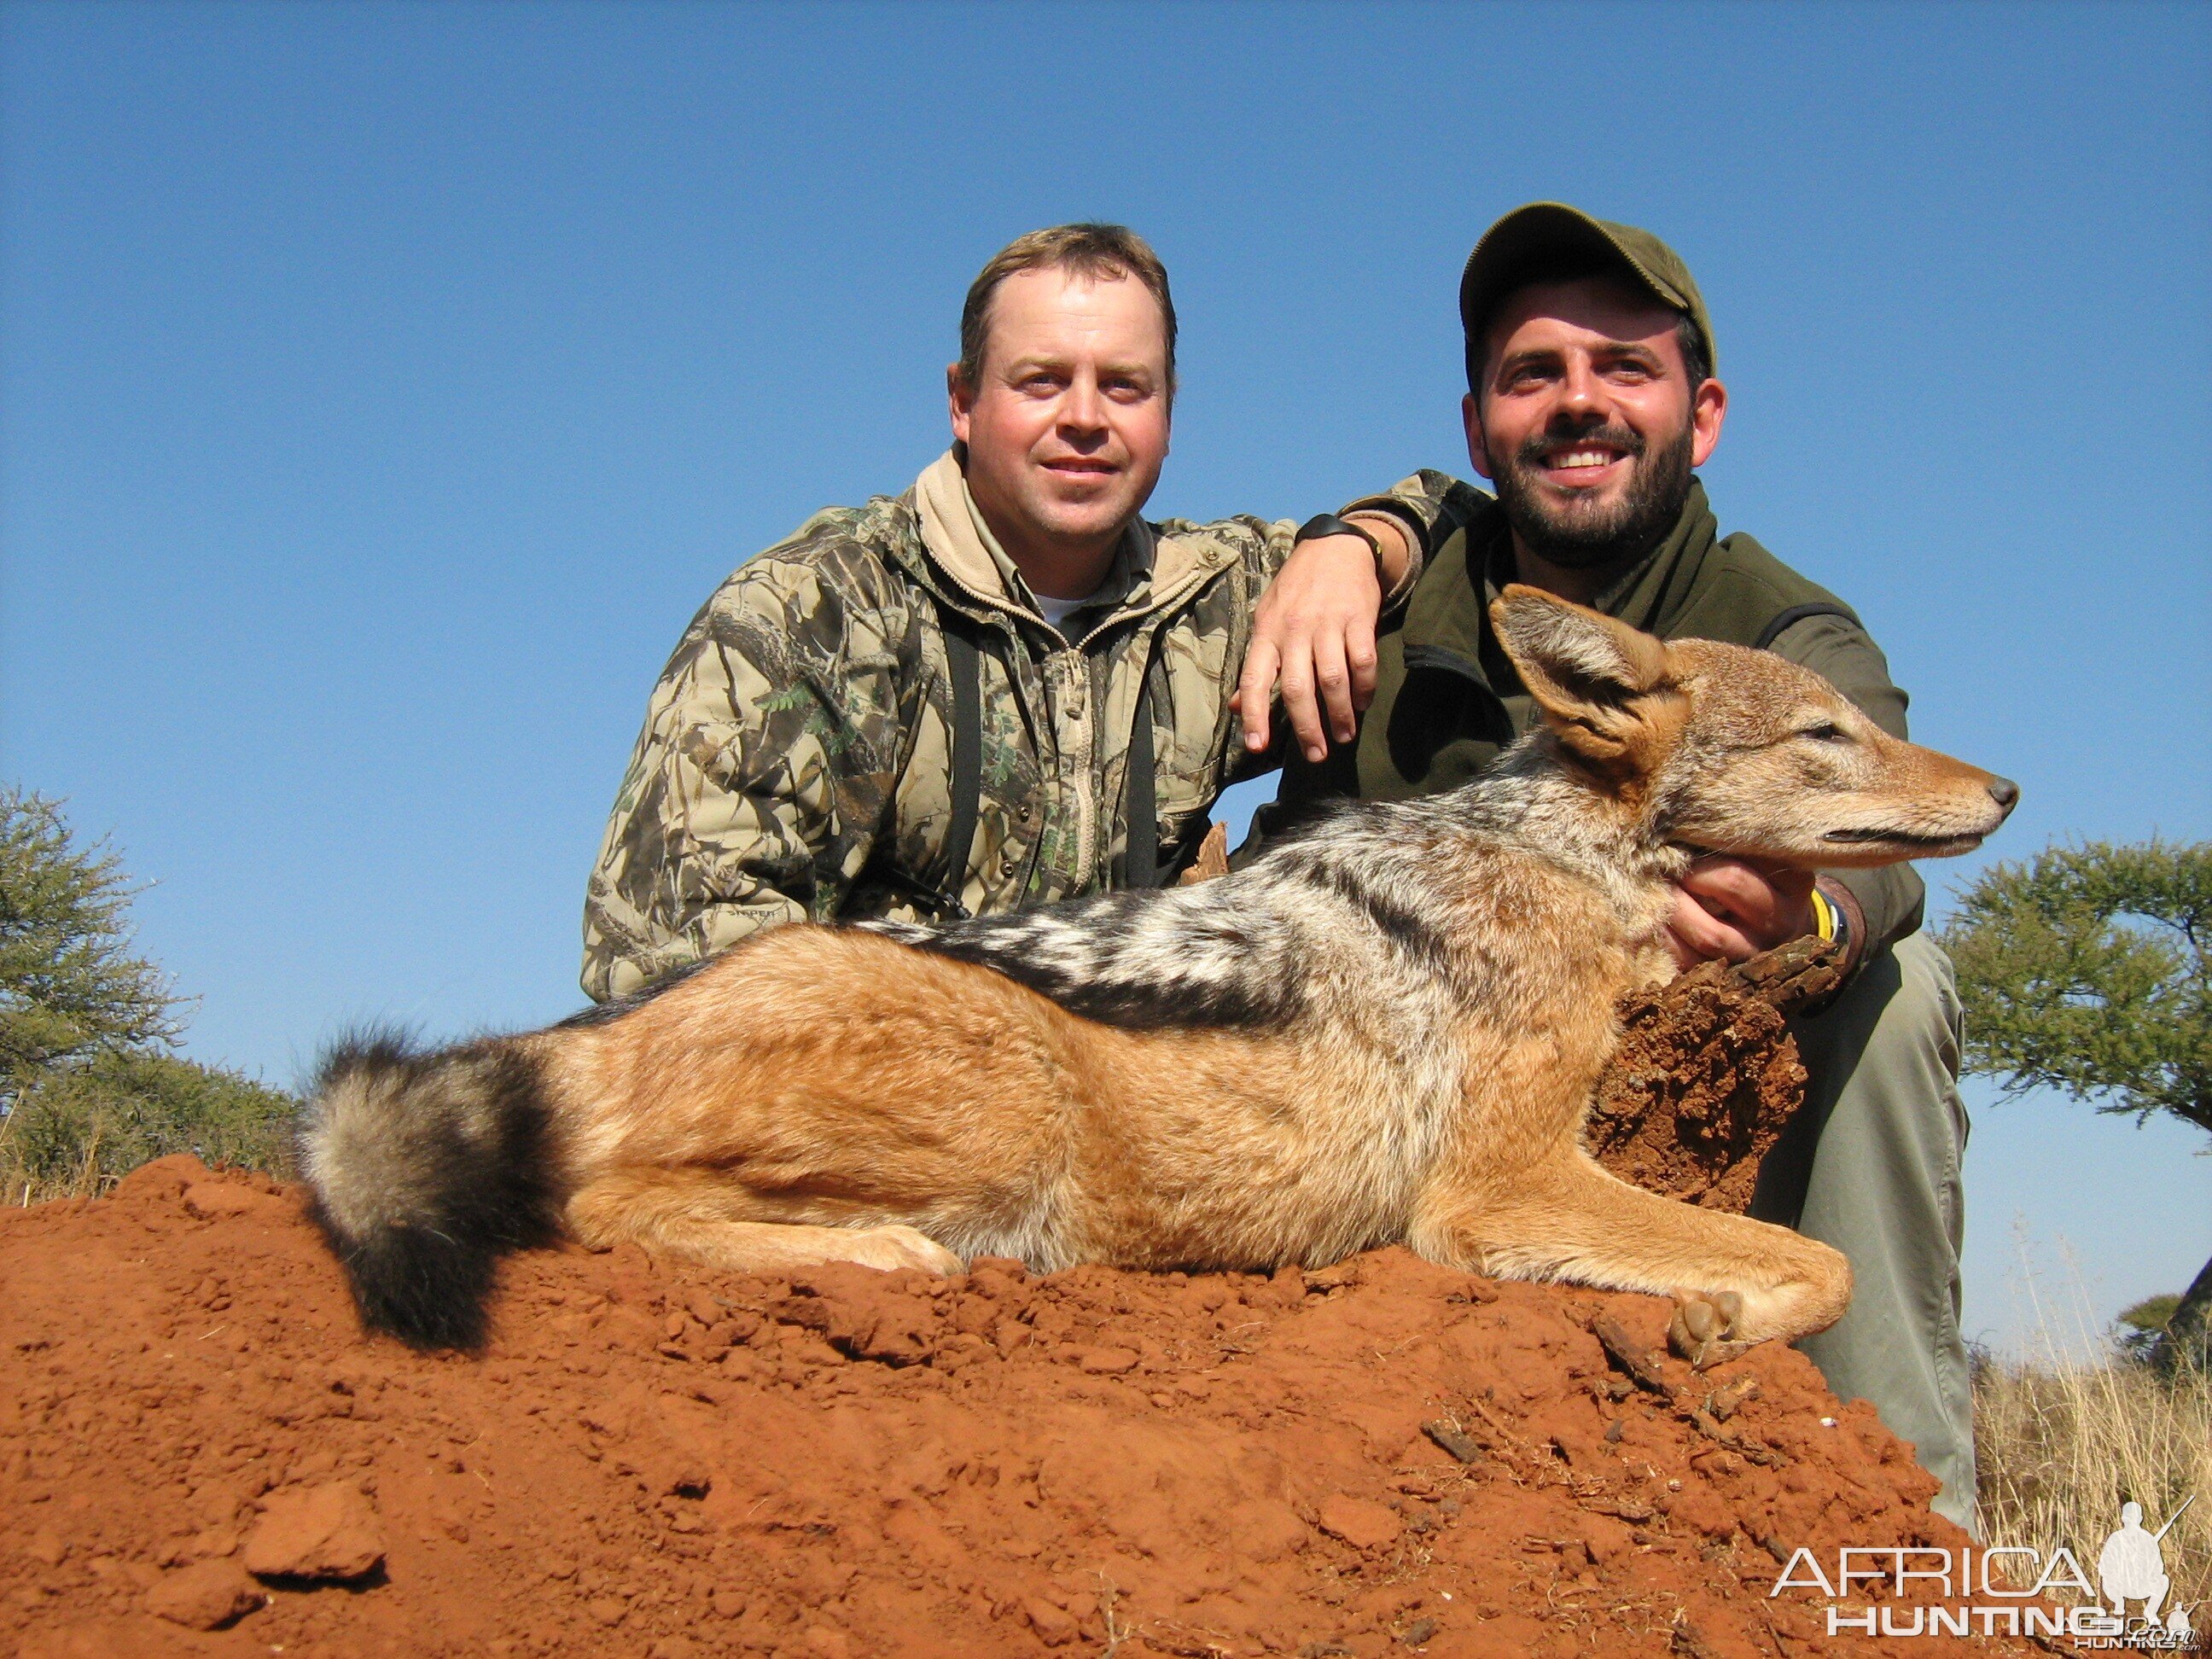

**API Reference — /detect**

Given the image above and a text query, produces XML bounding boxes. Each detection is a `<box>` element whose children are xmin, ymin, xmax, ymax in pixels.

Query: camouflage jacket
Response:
<box><xmin>582</xmin><ymin>452</ymin><xmax>1330</xmax><ymax>1001</ymax></box>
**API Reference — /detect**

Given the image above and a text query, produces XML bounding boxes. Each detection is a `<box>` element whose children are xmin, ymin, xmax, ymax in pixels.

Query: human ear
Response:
<box><xmin>1689</xmin><ymin>376</ymin><xmax>1727</xmax><ymax>469</ymax></box>
<box><xmin>947</xmin><ymin>364</ymin><xmax>974</xmax><ymax>445</ymax></box>
<box><xmin>1463</xmin><ymin>393</ymin><xmax>1495</xmax><ymax>481</ymax></box>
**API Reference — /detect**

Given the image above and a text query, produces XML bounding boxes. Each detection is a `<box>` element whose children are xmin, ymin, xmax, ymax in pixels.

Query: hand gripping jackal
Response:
<box><xmin>303</xmin><ymin>588</ymin><xmax>2017</xmax><ymax>1359</ymax></box>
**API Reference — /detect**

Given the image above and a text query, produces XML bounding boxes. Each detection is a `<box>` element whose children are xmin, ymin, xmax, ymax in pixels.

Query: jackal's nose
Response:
<box><xmin>1986</xmin><ymin>776</ymin><xmax>2020</xmax><ymax>812</ymax></box>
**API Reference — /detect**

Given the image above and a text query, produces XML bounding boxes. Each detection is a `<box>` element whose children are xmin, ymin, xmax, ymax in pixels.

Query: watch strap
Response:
<box><xmin>1294</xmin><ymin>513</ymin><xmax>1382</xmax><ymax>559</ymax></box>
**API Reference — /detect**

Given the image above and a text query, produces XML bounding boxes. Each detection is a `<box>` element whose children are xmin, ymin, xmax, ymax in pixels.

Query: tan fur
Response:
<box><xmin>312</xmin><ymin>589</ymin><xmax>2017</xmax><ymax>1359</ymax></box>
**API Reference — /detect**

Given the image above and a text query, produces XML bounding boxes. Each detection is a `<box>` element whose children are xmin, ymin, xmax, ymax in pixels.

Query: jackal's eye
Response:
<box><xmin>1796</xmin><ymin>722</ymin><xmax>1849</xmax><ymax>743</ymax></box>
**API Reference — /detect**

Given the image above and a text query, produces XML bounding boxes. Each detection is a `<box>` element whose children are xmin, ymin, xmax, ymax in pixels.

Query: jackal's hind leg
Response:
<box><xmin>1414</xmin><ymin>1152</ymin><xmax>1852</xmax><ymax>1363</ymax></box>
<box><xmin>567</xmin><ymin>1167</ymin><xmax>963</xmax><ymax>1277</ymax></box>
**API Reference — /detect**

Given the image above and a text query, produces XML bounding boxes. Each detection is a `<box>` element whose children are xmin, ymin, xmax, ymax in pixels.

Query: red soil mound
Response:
<box><xmin>2</xmin><ymin>1158</ymin><xmax>2048</xmax><ymax>1659</ymax></box>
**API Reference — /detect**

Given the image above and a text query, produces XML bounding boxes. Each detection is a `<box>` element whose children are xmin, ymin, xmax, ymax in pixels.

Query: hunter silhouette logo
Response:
<box><xmin>1767</xmin><ymin>1493</ymin><xmax>2199</xmax><ymax>1646</ymax></box>
<box><xmin>2097</xmin><ymin>1496</ymin><xmax>2195</xmax><ymax>1640</ymax></box>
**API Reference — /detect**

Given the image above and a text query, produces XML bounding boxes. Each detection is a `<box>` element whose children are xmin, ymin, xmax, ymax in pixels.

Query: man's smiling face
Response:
<box><xmin>949</xmin><ymin>266</ymin><xmax>1171</xmax><ymax>591</ymax></box>
<box><xmin>1465</xmin><ymin>275</ymin><xmax>1725</xmax><ymax>571</ymax></box>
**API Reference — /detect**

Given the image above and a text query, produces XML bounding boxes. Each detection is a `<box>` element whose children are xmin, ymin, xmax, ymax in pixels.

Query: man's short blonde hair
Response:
<box><xmin>957</xmin><ymin>224</ymin><xmax>1177</xmax><ymax>397</ymax></box>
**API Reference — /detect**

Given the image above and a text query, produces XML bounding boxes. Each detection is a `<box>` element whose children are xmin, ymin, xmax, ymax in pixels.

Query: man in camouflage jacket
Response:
<box><xmin>583</xmin><ymin>224</ymin><xmax>1409</xmax><ymax>1002</ymax></box>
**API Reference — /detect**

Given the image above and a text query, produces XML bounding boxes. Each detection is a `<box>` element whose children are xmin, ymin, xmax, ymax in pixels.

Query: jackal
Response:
<box><xmin>302</xmin><ymin>587</ymin><xmax>2016</xmax><ymax>1361</ymax></box>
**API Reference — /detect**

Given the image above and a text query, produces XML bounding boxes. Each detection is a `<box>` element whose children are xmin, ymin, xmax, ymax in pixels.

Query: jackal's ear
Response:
<box><xmin>1491</xmin><ymin>585</ymin><xmax>1674</xmax><ymax>764</ymax></box>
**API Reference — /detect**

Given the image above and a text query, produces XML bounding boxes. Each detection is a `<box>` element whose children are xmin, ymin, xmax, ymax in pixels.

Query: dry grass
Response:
<box><xmin>1976</xmin><ymin>1328</ymin><xmax>2210</xmax><ymax>1617</ymax></box>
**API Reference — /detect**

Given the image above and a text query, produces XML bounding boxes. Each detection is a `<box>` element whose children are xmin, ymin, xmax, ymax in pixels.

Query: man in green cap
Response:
<box><xmin>1237</xmin><ymin>202</ymin><xmax>1979</xmax><ymax>1528</ymax></box>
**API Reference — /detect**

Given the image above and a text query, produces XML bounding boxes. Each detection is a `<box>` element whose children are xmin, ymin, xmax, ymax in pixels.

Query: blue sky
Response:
<box><xmin>3</xmin><ymin>0</ymin><xmax>2206</xmax><ymax>1352</ymax></box>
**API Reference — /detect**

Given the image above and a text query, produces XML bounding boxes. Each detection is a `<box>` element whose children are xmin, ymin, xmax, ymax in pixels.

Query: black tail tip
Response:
<box><xmin>326</xmin><ymin>1220</ymin><xmax>498</xmax><ymax>1352</ymax></box>
<box><xmin>300</xmin><ymin>1023</ymin><xmax>558</xmax><ymax>1353</ymax></box>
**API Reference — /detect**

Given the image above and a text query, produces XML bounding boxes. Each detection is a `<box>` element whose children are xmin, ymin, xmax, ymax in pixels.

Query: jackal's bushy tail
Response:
<box><xmin>299</xmin><ymin>1030</ymin><xmax>562</xmax><ymax>1349</ymax></box>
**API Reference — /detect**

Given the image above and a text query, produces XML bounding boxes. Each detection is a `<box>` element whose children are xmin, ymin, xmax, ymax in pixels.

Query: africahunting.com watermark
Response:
<box><xmin>1768</xmin><ymin>1498</ymin><xmax>2198</xmax><ymax>1647</ymax></box>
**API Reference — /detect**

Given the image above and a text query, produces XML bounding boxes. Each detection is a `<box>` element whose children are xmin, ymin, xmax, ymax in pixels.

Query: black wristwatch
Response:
<box><xmin>1294</xmin><ymin>513</ymin><xmax>1382</xmax><ymax>559</ymax></box>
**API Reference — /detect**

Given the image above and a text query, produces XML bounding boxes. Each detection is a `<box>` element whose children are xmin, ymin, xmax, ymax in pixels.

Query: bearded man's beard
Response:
<box><xmin>1491</xmin><ymin>420</ymin><xmax>1696</xmax><ymax>570</ymax></box>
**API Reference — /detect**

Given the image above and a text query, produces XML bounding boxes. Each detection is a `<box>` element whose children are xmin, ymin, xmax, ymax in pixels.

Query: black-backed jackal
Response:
<box><xmin>302</xmin><ymin>588</ymin><xmax>2016</xmax><ymax>1364</ymax></box>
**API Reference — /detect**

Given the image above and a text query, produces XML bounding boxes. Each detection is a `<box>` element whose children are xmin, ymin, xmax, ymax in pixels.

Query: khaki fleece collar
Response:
<box><xmin>913</xmin><ymin>450</ymin><xmax>1221</xmax><ymax>627</ymax></box>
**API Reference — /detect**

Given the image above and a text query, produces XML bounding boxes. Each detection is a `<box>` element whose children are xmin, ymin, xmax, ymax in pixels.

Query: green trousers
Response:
<box><xmin>1750</xmin><ymin>931</ymin><xmax>1976</xmax><ymax>1533</ymax></box>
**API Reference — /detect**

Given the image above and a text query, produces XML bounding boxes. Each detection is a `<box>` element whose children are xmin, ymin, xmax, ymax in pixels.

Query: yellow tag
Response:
<box><xmin>1810</xmin><ymin>888</ymin><xmax>1837</xmax><ymax>942</ymax></box>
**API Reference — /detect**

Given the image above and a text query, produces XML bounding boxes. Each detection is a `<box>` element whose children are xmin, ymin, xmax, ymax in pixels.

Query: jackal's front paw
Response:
<box><xmin>1668</xmin><ymin>1290</ymin><xmax>1752</xmax><ymax>1371</ymax></box>
<box><xmin>847</xmin><ymin>1224</ymin><xmax>963</xmax><ymax>1276</ymax></box>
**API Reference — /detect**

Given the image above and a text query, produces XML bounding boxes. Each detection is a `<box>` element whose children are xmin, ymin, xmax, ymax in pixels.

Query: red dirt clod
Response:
<box><xmin>1022</xmin><ymin>1596</ymin><xmax>1080</xmax><ymax>1646</ymax></box>
<box><xmin>143</xmin><ymin>1557</ymin><xmax>264</xmax><ymax>1629</ymax></box>
<box><xmin>1588</xmin><ymin>936</ymin><xmax>1846</xmax><ymax>1211</ymax></box>
<box><xmin>241</xmin><ymin>1480</ymin><xmax>387</xmax><ymax>1582</ymax></box>
<box><xmin>1316</xmin><ymin>1494</ymin><xmax>1404</xmax><ymax>1551</ymax></box>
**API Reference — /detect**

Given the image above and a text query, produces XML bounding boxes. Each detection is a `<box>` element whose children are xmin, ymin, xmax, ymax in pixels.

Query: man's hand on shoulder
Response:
<box><xmin>1232</xmin><ymin>515</ymin><xmax>1411</xmax><ymax>764</ymax></box>
<box><xmin>1664</xmin><ymin>855</ymin><xmax>1818</xmax><ymax>970</ymax></box>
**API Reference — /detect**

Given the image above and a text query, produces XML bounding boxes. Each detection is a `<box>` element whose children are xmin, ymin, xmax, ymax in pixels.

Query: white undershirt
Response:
<box><xmin>1033</xmin><ymin>587</ymin><xmax>1103</xmax><ymax>631</ymax></box>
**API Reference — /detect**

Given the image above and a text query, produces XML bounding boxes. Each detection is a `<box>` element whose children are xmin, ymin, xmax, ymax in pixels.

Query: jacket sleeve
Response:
<box><xmin>1185</xmin><ymin>513</ymin><xmax>1304</xmax><ymax>786</ymax></box>
<box><xmin>579</xmin><ymin>540</ymin><xmax>910</xmax><ymax>1002</ymax></box>
<box><xmin>1763</xmin><ymin>611</ymin><xmax>1926</xmax><ymax>952</ymax></box>
<box><xmin>1338</xmin><ymin>469</ymin><xmax>1485</xmax><ymax>566</ymax></box>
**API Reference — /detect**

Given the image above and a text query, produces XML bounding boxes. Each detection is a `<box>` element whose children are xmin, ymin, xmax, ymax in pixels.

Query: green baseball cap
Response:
<box><xmin>1459</xmin><ymin>201</ymin><xmax>1715</xmax><ymax>374</ymax></box>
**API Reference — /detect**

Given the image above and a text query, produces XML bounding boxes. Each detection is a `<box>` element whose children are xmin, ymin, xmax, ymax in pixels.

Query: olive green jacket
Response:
<box><xmin>1260</xmin><ymin>471</ymin><xmax>1925</xmax><ymax>952</ymax></box>
<box><xmin>582</xmin><ymin>453</ymin><xmax>1335</xmax><ymax>1002</ymax></box>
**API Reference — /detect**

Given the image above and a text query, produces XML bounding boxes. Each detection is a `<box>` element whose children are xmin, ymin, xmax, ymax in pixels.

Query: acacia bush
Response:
<box><xmin>1942</xmin><ymin>839</ymin><xmax>2211</xmax><ymax>1372</ymax></box>
<box><xmin>0</xmin><ymin>787</ymin><xmax>294</xmax><ymax>1202</ymax></box>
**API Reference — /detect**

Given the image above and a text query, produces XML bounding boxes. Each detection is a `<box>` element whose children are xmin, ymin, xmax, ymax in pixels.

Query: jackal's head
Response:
<box><xmin>1492</xmin><ymin>585</ymin><xmax>2017</xmax><ymax>868</ymax></box>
